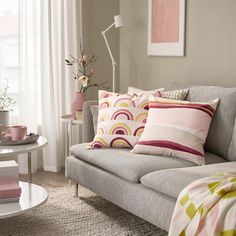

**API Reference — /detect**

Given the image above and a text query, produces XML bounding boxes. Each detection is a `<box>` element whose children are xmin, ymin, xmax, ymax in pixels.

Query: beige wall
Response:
<box><xmin>119</xmin><ymin>0</ymin><xmax>236</xmax><ymax>93</ymax></box>
<box><xmin>82</xmin><ymin>0</ymin><xmax>120</xmax><ymax>100</ymax></box>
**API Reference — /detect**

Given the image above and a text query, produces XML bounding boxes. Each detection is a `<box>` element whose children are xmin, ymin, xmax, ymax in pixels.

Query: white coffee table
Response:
<box><xmin>0</xmin><ymin>181</ymin><xmax>48</xmax><ymax>219</ymax></box>
<box><xmin>0</xmin><ymin>136</ymin><xmax>48</xmax><ymax>183</ymax></box>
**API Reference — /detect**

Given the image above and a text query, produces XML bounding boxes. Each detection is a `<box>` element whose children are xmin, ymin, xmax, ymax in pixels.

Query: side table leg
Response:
<box><xmin>28</xmin><ymin>152</ymin><xmax>32</xmax><ymax>183</ymax></box>
<box><xmin>65</xmin><ymin>123</ymin><xmax>69</xmax><ymax>157</ymax></box>
<box><xmin>75</xmin><ymin>183</ymin><xmax>78</xmax><ymax>197</ymax></box>
<box><xmin>69</xmin><ymin>121</ymin><xmax>72</xmax><ymax>155</ymax></box>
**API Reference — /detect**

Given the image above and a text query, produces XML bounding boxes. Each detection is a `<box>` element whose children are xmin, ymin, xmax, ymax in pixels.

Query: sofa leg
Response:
<box><xmin>75</xmin><ymin>183</ymin><xmax>79</xmax><ymax>197</ymax></box>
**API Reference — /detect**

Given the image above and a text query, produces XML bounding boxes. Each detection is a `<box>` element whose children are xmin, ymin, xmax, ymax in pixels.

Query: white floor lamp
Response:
<box><xmin>102</xmin><ymin>15</ymin><xmax>123</xmax><ymax>92</ymax></box>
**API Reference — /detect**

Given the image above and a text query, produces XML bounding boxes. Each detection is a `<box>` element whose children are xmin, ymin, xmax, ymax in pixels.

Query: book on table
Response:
<box><xmin>0</xmin><ymin>179</ymin><xmax>21</xmax><ymax>204</ymax></box>
<box><xmin>0</xmin><ymin>197</ymin><xmax>20</xmax><ymax>204</ymax></box>
<box><xmin>0</xmin><ymin>160</ymin><xmax>21</xmax><ymax>203</ymax></box>
<box><xmin>0</xmin><ymin>160</ymin><xmax>19</xmax><ymax>182</ymax></box>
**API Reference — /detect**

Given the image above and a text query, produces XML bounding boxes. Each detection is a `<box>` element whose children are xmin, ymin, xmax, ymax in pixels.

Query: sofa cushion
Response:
<box><xmin>82</xmin><ymin>101</ymin><xmax>98</xmax><ymax>142</ymax></box>
<box><xmin>127</xmin><ymin>86</ymin><xmax>189</xmax><ymax>100</ymax></box>
<box><xmin>132</xmin><ymin>97</ymin><xmax>219</xmax><ymax>166</ymax></box>
<box><xmin>172</xmin><ymin>82</ymin><xmax>236</xmax><ymax>161</ymax></box>
<box><xmin>141</xmin><ymin>161</ymin><xmax>235</xmax><ymax>200</ymax></box>
<box><xmin>66</xmin><ymin>155</ymin><xmax>176</xmax><ymax>231</ymax></box>
<box><xmin>89</xmin><ymin>89</ymin><xmax>162</xmax><ymax>149</ymax></box>
<box><xmin>90</xmin><ymin>105</ymin><xmax>99</xmax><ymax>133</ymax></box>
<box><xmin>70</xmin><ymin>143</ymin><xmax>225</xmax><ymax>183</ymax></box>
<box><xmin>87</xmin><ymin>88</ymin><xmax>189</xmax><ymax>146</ymax></box>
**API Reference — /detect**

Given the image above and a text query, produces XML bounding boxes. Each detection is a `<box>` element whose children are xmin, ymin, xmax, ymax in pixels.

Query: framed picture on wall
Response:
<box><xmin>148</xmin><ymin>0</ymin><xmax>186</xmax><ymax>56</ymax></box>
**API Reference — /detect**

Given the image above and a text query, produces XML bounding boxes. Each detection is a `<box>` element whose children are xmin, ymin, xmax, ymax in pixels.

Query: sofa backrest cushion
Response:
<box><xmin>82</xmin><ymin>101</ymin><xmax>98</xmax><ymax>142</ymax></box>
<box><xmin>172</xmin><ymin>82</ymin><xmax>236</xmax><ymax>161</ymax></box>
<box><xmin>90</xmin><ymin>105</ymin><xmax>99</xmax><ymax>133</ymax></box>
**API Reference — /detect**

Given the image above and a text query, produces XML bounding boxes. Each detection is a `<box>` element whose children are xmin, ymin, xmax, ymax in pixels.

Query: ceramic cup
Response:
<box><xmin>10</xmin><ymin>125</ymin><xmax>27</xmax><ymax>141</ymax></box>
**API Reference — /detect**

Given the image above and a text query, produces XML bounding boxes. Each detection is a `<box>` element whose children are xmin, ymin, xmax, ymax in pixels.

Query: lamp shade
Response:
<box><xmin>114</xmin><ymin>15</ymin><xmax>123</xmax><ymax>28</ymax></box>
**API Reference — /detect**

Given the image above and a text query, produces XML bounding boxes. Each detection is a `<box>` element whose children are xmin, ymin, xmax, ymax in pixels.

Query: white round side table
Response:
<box><xmin>0</xmin><ymin>136</ymin><xmax>48</xmax><ymax>183</ymax></box>
<box><xmin>61</xmin><ymin>114</ymin><xmax>83</xmax><ymax>157</ymax></box>
<box><xmin>0</xmin><ymin>181</ymin><xmax>48</xmax><ymax>219</ymax></box>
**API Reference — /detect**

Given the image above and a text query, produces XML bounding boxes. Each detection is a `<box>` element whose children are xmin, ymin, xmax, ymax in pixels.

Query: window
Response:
<box><xmin>0</xmin><ymin>0</ymin><xmax>19</xmax><ymax>124</ymax></box>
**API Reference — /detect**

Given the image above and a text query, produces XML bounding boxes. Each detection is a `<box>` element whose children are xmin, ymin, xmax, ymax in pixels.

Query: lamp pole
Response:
<box><xmin>101</xmin><ymin>24</ymin><xmax>117</xmax><ymax>92</ymax></box>
<box><xmin>101</xmin><ymin>15</ymin><xmax>123</xmax><ymax>93</ymax></box>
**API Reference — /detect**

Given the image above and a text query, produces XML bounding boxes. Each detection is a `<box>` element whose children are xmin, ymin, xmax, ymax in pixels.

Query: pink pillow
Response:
<box><xmin>89</xmin><ymin>89</ymin><xmax>163</xmax><ymax>149</ymax></box>
<box><xmin>132</xmin><ymin>98</ymin><xmax>219</xmax><ymax>165</ymax></box>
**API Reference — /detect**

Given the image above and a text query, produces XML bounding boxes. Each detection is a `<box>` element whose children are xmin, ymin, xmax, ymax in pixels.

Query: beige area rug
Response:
<box><xmin>0</xmin><ymin>184</ymin><xmax>167</xmax><ymax>236</ymax></box>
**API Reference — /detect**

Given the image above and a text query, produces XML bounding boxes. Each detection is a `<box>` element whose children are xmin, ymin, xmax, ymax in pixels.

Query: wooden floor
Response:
<box><xmin>19</xmin><ymin>168</ymin><xmax>69</xmax><ymax>187</ymax></box>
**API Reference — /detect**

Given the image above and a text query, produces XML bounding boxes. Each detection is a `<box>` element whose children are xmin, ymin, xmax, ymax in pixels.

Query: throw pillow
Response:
<box><xmin>128</xmin><ymin>86</ymin><xmax>189</xmax><ymax>100</ymax></box>
<box><xmin>132</xmin><ymin>97</ymin><xmax>219</xmax><ymax>165</ymax></box>
<box><xmin>89</xmin><ymin>89</ymin><xmax>163</xmax><ymax>149</ymax></box>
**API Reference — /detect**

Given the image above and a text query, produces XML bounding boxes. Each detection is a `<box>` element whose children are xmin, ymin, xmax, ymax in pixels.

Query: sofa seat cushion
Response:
<box><xmin>70</xmin><ymin>143</ymin><xmax>224</xmax><ymax>183</ymax></box>
<box><xmin>141</xmin><ymin>161</ymin><xmax>235</xmax><ymax>200</ymax></box>
<box><xmin>70</xmin><ymin>143</ymin><xmax>197</xmax><ymax>183</ymax></box>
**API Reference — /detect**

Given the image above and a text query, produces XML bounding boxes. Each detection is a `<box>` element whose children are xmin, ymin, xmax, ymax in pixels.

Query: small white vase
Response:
<box><xmin>0</xmin><ymin>111</ymin><xmax>10</xmax><ymax>126</ymax></box>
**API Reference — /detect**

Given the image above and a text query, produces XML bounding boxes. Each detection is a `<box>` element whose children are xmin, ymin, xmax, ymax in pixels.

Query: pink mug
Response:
<box><xmin>10</xmin><ymin>125</ymin><xmax>27</xmax><ymax>141</ymax></box>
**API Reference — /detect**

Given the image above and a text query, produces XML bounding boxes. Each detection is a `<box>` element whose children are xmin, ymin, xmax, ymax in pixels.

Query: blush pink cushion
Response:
<box><xmin>132</xmin><ymin>98</ymin><xmax>219</xmax><ymax>165</ymax></box>
<box><xmin>89</xmin><ymin>89</ymin><xmax>163</xmax><ymax>149</ymax></box>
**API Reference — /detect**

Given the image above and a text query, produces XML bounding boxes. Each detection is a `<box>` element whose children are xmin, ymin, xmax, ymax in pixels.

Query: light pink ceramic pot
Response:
<box><xmin>10</xmin><ymin>125</ymin><xmax>27</xmax><ymax>141</ymax></box>
<box><xmin>71</xmin><ymin>92</ymin><xmax>86</xmax><ymax>120</ymax></box>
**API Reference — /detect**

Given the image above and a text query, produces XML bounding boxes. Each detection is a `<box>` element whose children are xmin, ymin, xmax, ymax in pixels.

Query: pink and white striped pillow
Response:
<box><xmin>132</xmin><ymin>98</ymin><xmax>219</xmax><ymax>165</ymax></box>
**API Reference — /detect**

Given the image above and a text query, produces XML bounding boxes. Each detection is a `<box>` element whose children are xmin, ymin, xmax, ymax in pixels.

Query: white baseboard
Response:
<box><xmin>19</xmin><ymin>168</ymin><xmax>38</xmax><ymax>175</ymax></box>
<box><xmin>43</xmin><ymin>165</ymin><xmax>60</xmax><ymax>172</ymax></box>
<box><xmin>19</xmin><ymin>168</ymin><xmax>28</xmax><ymax>175</ymax></box>
<box><xmin>20</xmin><ymin>166</ymin><xmax>60</xmax><ymax>174</ymax></box>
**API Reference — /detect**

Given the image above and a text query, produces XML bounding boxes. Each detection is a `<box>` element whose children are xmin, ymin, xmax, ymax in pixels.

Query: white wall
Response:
<box><xmin>119</xmin><ymin>0</ymin><xmax>236</xmax><ymax>92</ymax></box>
<box><xmin>82</xmin><ymin>0</ymin><xmax>120</xmax><ymax>100</ymax></box>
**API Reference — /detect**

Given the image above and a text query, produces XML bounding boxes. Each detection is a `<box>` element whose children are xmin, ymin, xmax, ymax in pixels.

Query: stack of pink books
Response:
<box><xmin>0</xmin><ymin>161</ymin><xmax>21</xmax><ymax>204</ymax></box>
<box><xmin>0</xmin><ymin>179</ymin><xmax>21</xmax><ymax>203</ymax></box>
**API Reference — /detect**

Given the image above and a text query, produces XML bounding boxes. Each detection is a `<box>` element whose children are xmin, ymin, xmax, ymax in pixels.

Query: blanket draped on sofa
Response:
<box><xmin>168</xmin><ymin>172</ymin><xmax>236</xmax><ymax>236</ymax></box>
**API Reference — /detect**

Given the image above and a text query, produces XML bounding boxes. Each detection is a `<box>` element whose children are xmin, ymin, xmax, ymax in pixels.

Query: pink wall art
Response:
<box><xmin>148</xmin><ymin>0</ymin><xmax>186</xmax><ymax>56</ymax></box>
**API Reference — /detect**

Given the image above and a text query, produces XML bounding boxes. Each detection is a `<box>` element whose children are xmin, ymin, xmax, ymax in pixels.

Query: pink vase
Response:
<box><xmin>71</xmin><ymin>92</ymin><xmax>86</xmax><ymax>120</ymax></box>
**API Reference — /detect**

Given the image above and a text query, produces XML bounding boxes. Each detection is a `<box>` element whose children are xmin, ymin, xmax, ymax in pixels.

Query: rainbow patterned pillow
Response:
<box><xmin>132</xmin><ymin>97</ymin><xmax>219</xmax><ymax>165</ymax></box>
<box><xmin>89</xmin><ymin>89</ymin><xmax>163</xmax><ymax>149</ymax></box>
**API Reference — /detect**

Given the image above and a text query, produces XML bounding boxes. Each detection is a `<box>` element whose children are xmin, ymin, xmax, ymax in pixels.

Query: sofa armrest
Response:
<box><xmin>82</xmin><ymin>101</ymin><xmax>98</xmax><ymax>143</ymax></box>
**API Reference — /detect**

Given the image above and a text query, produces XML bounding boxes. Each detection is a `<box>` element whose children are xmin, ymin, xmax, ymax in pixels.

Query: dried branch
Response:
<box><xmin>65</xmin><ymin>39</ymin><xmax>109</xmax><ymax>93</ymax></box>
<box><xmin>0</xmin><ymin>80</ymin><xmax>16</xmax><ymax>111</ymax></box>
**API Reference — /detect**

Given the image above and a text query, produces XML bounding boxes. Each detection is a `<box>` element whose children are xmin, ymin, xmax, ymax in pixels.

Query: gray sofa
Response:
<box><xmin>65</xmin><ymin>84</ymin><xmax>236</xmax><ymax>232</ymax></box>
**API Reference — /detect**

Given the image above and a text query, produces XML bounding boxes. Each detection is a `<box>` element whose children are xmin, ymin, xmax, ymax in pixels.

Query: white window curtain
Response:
<box><xmin>18</xmin><ymin>0</ymin><xmax>81</xmax><ymax>173</ymax></box>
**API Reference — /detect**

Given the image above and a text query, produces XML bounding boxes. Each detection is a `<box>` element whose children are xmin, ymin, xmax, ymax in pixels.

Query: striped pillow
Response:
<box><xmin>128</xmin><ymin>86</ymin><xmax>189</xmax><ymax>101</ymax></box>
<box><xmin>89</xmin><ymin>89</ymin><xmax>163</xmax><ymax>149</ymax></box>
<box><xmin>132</xmin><ymin>98</ymin><xmax>219</xmax><ymax>165</ymax></box>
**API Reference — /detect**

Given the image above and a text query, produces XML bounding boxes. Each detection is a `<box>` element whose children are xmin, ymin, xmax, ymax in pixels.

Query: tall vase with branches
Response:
<box><xmin>65</xmin><ymin>40</ymin><xmax>109</xmax><ymax>119</ymax></box>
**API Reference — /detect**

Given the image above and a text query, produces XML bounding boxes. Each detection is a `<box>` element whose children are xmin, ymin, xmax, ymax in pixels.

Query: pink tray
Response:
<box><xmin>0</xmin><ymin>133</ymin><xmax>39</xmax><ymax>146</ymax></box>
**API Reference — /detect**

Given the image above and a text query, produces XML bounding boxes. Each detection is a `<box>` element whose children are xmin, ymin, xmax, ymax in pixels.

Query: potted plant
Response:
<box><xmin>65</xmin><ymin>40</ymin><xmax>109</xmax><ymax>119</ymax></box>
<box><xmin>0</xmin><ymin>81</ymin><xmax>16</xmax><ymax>126</ymax></box>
